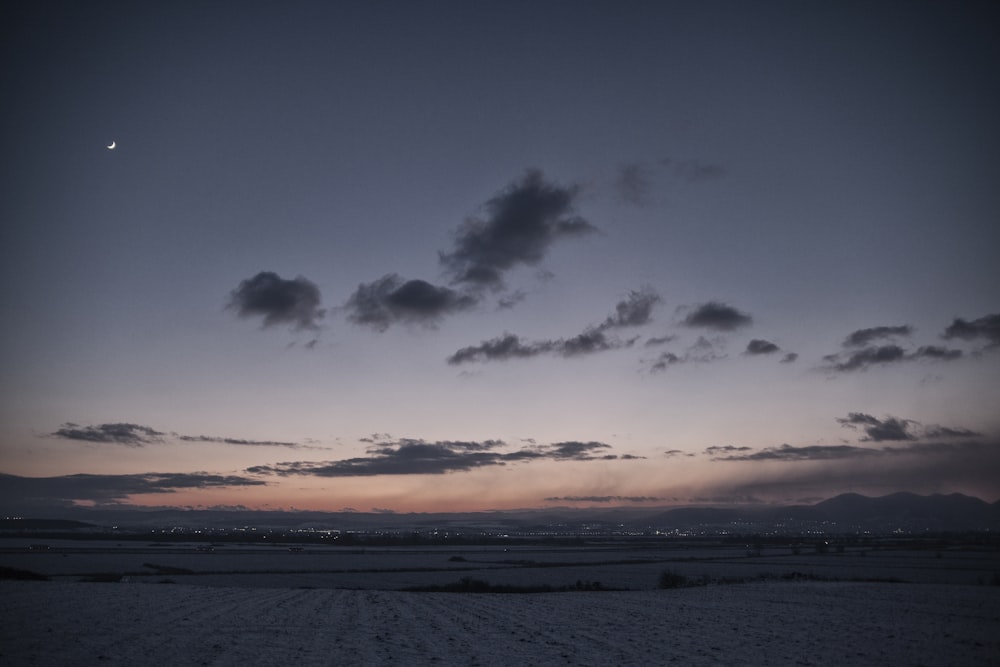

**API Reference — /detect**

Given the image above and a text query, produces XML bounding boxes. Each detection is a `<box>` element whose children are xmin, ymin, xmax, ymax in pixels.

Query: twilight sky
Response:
<box><xmin>2</xmin><ymin>1</ymin><xmax>999</xmax><ymax>514</ymax></box>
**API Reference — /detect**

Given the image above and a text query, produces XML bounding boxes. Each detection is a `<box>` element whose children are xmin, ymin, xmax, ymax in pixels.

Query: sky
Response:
<box><xmin>2</xmin><ymin>1</ymin><xmax>999</xmax><ymax>515</ymax></box>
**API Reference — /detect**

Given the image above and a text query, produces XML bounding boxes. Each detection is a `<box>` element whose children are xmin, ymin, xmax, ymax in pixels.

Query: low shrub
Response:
<box><xmin>143</xmin><ymin>562</ymin><xmax>194</xmax><ymax>575</ymax></box>
<box><xmin>403</xmin><ymin>576</ymin><xmax>620</xmax><ymax>594</ymax></box>
<box><xmin>0</xmin><ymin>566</ymin><xmax>50</xmax><ymax>581</ymax></box>
<box><xmin>658</xmin><ymin>569</ymin><xmax>689</xmax><ymax>589</ymax></box>
<box><xmin>80</xmin><ymin>573</ymin><xmax>125</xmax><ymax>583</ymax></box>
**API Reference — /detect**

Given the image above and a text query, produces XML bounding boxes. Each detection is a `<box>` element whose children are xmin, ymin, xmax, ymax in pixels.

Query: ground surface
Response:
<box><xmin>3</xmin><ymin>580</ymin><xmax>998</xmax><ymax>666</ymax></box>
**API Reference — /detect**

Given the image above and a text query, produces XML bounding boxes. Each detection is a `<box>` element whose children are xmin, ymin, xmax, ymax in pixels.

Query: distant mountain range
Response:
<box><xmin>4</xmin><ymin>492</ymin><xmax>998</xmax><ymax>535</ymax></box>
<box><xmin>643</xmin><ymin>492</ymin><xmax>1000</xmax><ymax>533</ymax></box>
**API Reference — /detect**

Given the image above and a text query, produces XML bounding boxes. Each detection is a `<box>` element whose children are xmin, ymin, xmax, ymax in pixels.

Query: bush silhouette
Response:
<box><xmin>658</xmin><ymin>569</ymin><xmax>688</xmax><ymax>589</ymax></box>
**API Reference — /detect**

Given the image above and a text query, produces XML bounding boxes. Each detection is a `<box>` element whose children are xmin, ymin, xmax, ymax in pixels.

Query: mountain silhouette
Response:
<box><xmin>646</xmin><ymin>492</ymin><xmax>999</xmax><ymax>533</ymax></box>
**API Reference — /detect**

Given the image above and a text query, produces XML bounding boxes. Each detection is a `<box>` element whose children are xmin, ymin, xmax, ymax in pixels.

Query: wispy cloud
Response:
<box><xmin>843</xmin><ymin>325</ymin><xmax>913</xmax><ymax>347</ymax></box>
<box><xmin>447</xmin><ymin>289</ymin><xmax>658</xmax><ymax>364</ymax></box>
<box><xmin>247</xmin><ymin>438</ymin><xmax>634</xmax><ymax>477</ymax></box>
<box><xmin>836</xmin><ymin>413</ymin><xmax>915</xmax><ymax>442</ymax></box>
<box><xmin>666</xmin><ymin>158</ymin><xmax>727</xmax><ymax>183</ymax></box>
<box><xmin>50</xmin><ymin>423</ymin><xmax>165</xmax><ymax>446</ymax></box>
<box><xmin>837</xmin><ymin>412</ymin><xmax>980</xmax><ymax>442</ymax></box>
<box><xmin>0</xmin><ymin>472</ymin><xmax>267</xmax><ymax>506</ymax></box>
<box><xmin>447</xmin><ymin>333</ymin><xmax>551</xmax><ymax>364</ymax></box>
<box><xmin>227</xmin><ymin>271</ymin><xmax>325</xmax><ymax>331</ymax></box>
<box><xmin>704</xmin><ymin>445</ymin><xmax>753</xmax><ymax>456</ymax></box>
<box><xmin>705</xmin><ymin>439</ymin><xmax>1000</xmax><ymax>503</ymax></box>
<box><xmin>646</xmin><ymin>336</ymin><xmax>727</xmax><ymax>372</ymax></box>
<box><xmin>711</xmin><ymin>443</ymin><xmax>880</xmax><ymax>461</ymax></box>
<box><xmin>822</xmin><ymin>320</ymin><xmax>965</xmax><ymax>372</ymax></box>
<box><xmin>714</xmin><ymin>412</ymin><xmax>985</xmax><ymax>462</ymax></box>
<box><xmin>615</xmin><ymin>162</ymin><xmax>655</xmax><ymax>206</ymax></box>
<box><xmin>613</xmin><ymin>158</ymin><xmax>727</xmax><ymax>206</ymax></box>
<box><xmin>649</xmin><ymin>351</ymin><xmax>682</xmax><ymax>372</ymax></box>
<box><xmin>176</xmin><ymin>435</ymin><xmax>303</xmax><ymax>448</ymax></box>
<box><xmin>942</xmin><ymin>312</ymin><xmax>1000</xmax><ymax>348</ymax></box>
<box><xmin>49</xmin><ymin>422</ymin><xmax>304</xmax><ymax>449</ymax></box>
<box><xmin>644</xmin><ymin>335</ymin><xmax>676</xmax><ymax>347</ymax></box>
<box><xmin>600</xmin><ymin>288</ymin><xmax>661</xmax><ymax>329</ymax></box>
<box><xmin>544</xmin><ymin>495</ymin><xmax>665</xmax><ymax>503</ymax></box>
<box><xmin>822</xmin><ymin>343</ymin><xmax>962</xmax><ymax>372</ymax></box>
<box><xmin>823</xmin><ymin>344</ymin><xmax>906</xmax><ymax>371</ymax></box>
<box><xmin>715</xmin><ymin>440</ymin><xmax>1000</xmax><ymax>498</ymax></box>
<box><xmin>664</xmin><ymin>449</ymin><xmax>695</xmax><ymax>458</ymax></box>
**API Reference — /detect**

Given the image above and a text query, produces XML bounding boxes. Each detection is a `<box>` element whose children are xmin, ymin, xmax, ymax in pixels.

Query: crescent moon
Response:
<box><xmin>107</xmin><ymin>141</ymin><xmax>116</xmax><ymax>150</ymax></box>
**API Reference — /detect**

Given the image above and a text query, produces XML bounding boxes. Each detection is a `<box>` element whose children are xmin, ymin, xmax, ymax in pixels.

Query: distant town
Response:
<box><xmin>3</xmin><ymin>492</ymin><xmax>998</xmax><ymax>547</ymax></box>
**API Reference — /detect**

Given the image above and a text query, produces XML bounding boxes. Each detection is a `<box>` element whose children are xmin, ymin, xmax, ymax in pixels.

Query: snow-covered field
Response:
<box><xmin>2</xmin><ymin>541</ymin><xmax>999</xmax><ymax>665</ymax></box>
<box><xmin>3</xmin><ymin>580</ymin><xmax>998</xmax><ymax>665</ymax></box>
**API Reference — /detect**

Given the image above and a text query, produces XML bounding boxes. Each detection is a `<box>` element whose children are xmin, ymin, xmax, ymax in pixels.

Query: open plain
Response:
<box><xmin>2</xmin><ymin>539</ymin><xmax>998</xmax><ymax>665</ymax></box>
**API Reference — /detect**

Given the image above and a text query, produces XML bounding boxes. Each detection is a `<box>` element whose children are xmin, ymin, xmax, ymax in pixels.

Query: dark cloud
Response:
<box><xmin>546</xmin><ymin>441</ymin><xmax>614</xmax><ymax>460</ymax></box>
<box><xmin>704</xmin><ymin>445</ymin><xmax>753</xmax><ymax>456</ymax></box>
<box><xmin>492</xmin><ymin>440</ymin><xmax>619</xmax><ymax>462</ymax></box>
<box><xmin>712</xmin><ymin>443</ymin><xmax>880</xmax><ymax>461</ymax></box>
<box><xmin>557</xmin><ymin>329</ymin><xmax>620</xmax><ymax>357</ymax></box>
<box><xmin>823</xmin><ymin>344</ymin><xmax>907</xmax><ymax>372</ymax></box>
<box><xmin>745</xmin><ymin>339</ymin><xmax>779</xmax><ymax>355</ymax></box>
<box><xmin>922</xmin><ymin>425</ymin><xmax>981</xmax><ymax>439</ymax></box>
<box><xmin>822</xmin><ymin>343</ymin><xmax>962</xmax><ymax>372</ymax></box>
<box><xmin>345</xmin><ymin>274</ymin><xmax>477</xmax><ymax>331</ymax></box>
<box><xmin>838</xmin><ymin>412</ymin><xmax>980</xmax><ymax>442</ymax></box>
<box><xmin>250</xmin><ymin>442</ymin><xmax>493</xmax><ymax>477</ymax></box>
<box><xmin>447</xmin><ymin>290</ymin><xmax>653</xmax><ymax>364</ymax></box>
<box><xmin>439</xmin><ymin>170</ymin><xmax>597</xmax><ymax>288</ymax></box>
<box><xmin>843</xmin><ymin>325</ymin><xmax>913</xmax><ymax>348</ymax></box>
<box><xmin>0</xmin><ymin>472</ymin><xmax>266</xmax><ymax>506</ymax></box>
<box><xmin>50</xmin><ymin>422</ymin><xmax>306</xmax><ymax>449</ymax></box>
<box><xmin>649</xmin><ymin>334</ymin><xmax>762</xmax><ymax>372</ymax></box>
<box><xmin>545</xmin><ymin>495</ymin><xmax>664</xmax><ymax>503</ymax></box>
<box><xmin>50</xmin><ymin>423</ymin><xmax>164</xmax><ymax>446</ymax></box>
<box><xmin>248</xmin><ymin>440</ymin><xmax>507</xmax><ymax>477</ymax></box>
<box><xmin>681</xmin><ymin>301</ymin><xmax>752</xmax><ymax>331</ymax></box>
<box><xmin>823</xmin><ymin>321</ymin><xmax>968</xmax><ymax>372</ymax></box>
<box><xmin>911</xmin><ymin>345</ymin><xmax>963</xmax><ymax>361</ymax></box>
<box><xmin>663</xmin><ymin>449</ymin><xmax>694</xmax><ymax>458</ymax></box>
<box><xmin>716</xmin><ymin>412</ymin><xmax>989</xmax><ymax>464</ymax></box>
<box><xmin>177</xmin><ymin>435</ymin><xmax>302</xmax><ymax>448</ymax></box>
<box><xmin>942</xmin><ymin>313</ymin><xmax>1000</xmax><ymax>348</ymax></box>
<box><xmin>710</xmin><ymin>439</ymin><xmax>993</xmax><ymax>472</ymax></box>
<box><xmin>247</xmin><ymin>439</ymin><xmax>625</xmax><ymax>477</ymax></box>
<box><xmin>447</xmin><ymin>333</ymin><xmax>552</xmax><ymax>364</ymax></box>
<box><xmin>228</xmin><ymin>271</ymin><xmax>324</xmax><ymax>330</ymax></box>
<box><xmin>644</xmin><ymin>335</ymin><xmax>676</xmax><ymax>347</ymax></box>
<box><xmin>836</xmin><ymin>413</ymin><xmax>915</xmax><ymax>442</ymax></box>
<box><xmin>703</xmin><ymin>439</ymin><xmax>1000</xmax><ymax>503</ymax></box>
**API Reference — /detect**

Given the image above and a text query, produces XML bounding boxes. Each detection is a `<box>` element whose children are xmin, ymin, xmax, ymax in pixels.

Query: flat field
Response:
<box><xmin>2</xmin><ymin>539</ymin><xmax>998</xmax><ymax>665</ymax></box>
